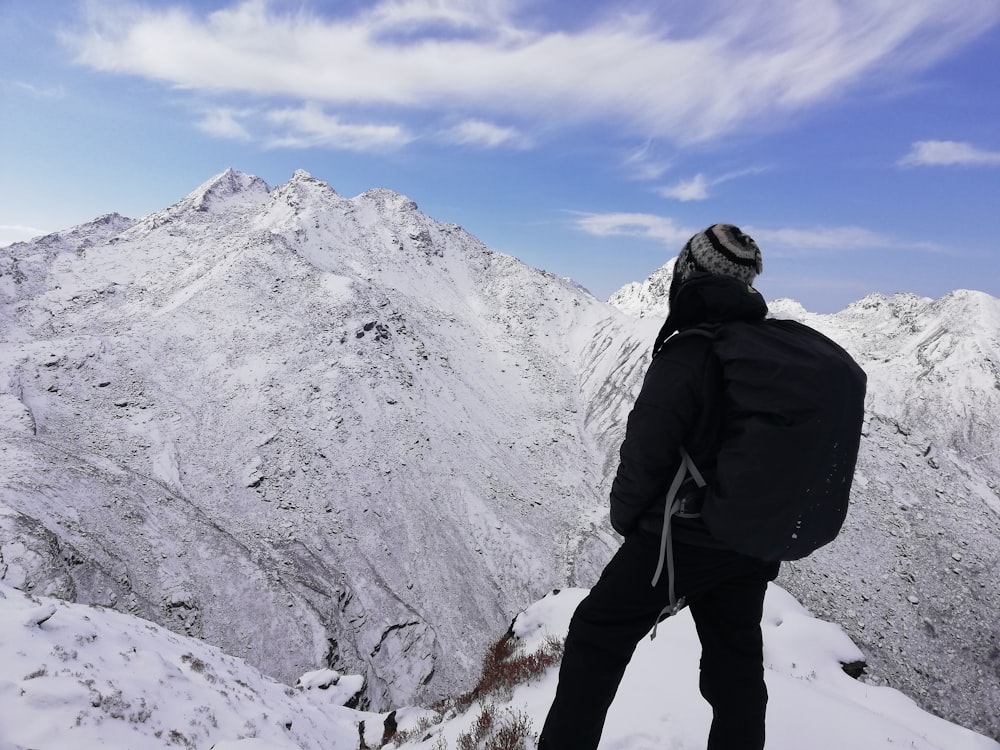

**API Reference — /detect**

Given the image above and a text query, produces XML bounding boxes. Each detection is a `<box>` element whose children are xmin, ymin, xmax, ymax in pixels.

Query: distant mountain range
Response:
<box><xmin>1</xmin><ymin>169</ymin><xmax>997</xmax><ymax>739</ymax></box>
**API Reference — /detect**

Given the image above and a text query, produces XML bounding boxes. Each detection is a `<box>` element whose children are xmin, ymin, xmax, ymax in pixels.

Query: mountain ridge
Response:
<box><xmin>1</xmin><ymin>169</ymin><xmax>627</xmax><ymax>711</ymax></box>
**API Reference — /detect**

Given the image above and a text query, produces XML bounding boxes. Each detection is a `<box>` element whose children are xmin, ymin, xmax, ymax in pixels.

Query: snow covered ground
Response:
<box><xmin>1</xmin><ymin>580</ymin><xmax>996</xmax><ymax>750</ymax></box>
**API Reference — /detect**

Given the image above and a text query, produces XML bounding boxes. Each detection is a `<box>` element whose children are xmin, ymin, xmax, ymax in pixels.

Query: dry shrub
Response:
<box><xmin>483</xmin><ymin>708</ymin><xmax>532</xmax><ymax>750</ymax></box>
<box><xmin>457</xmin><ymin>705</ymin><xmax>533</xmax><ymax>750</ymax></box>
<box><xmin>456</xmin><ymin>704</ymin><xmax>495</xmax><ymax>750</ymax></box>
<box><xmin>454</xmin><ymin>633</ymin><xmax>564</xmax><ymax>712</ymax></box>
<box><xmin>384</xmin><ymin>632</ymin><xmax>562</xmax><ymax>749</ymax></box>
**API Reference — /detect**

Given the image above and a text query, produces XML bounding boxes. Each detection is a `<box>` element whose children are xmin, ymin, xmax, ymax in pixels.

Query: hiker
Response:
<box><xmin>538</xmin><ymin>224</ymin><xmax>865</xmax><ymax>750</ymax></box>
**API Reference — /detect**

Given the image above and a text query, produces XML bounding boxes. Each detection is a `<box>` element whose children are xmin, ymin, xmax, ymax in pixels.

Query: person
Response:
<box><xmin>538</xmin><ymin>224</ymin><xmax>781</xmax><ymax>750</ymax></box>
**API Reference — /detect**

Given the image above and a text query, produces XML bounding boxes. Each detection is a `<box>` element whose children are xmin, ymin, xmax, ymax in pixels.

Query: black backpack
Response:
<box><xmin>680</xmin><ymin>318</ymin><xmax>868</xmax><ymax>561</ymax></box>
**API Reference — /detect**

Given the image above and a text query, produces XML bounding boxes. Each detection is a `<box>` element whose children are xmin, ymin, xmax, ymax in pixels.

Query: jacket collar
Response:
<box><xmin>652</xmin><ymin>273</ymin><xmax>768</xmax><ymax>356</ymax></box>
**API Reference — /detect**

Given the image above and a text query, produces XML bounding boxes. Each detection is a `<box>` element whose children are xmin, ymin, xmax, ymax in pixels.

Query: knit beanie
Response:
<box><xmin>673</xmin><ymin>223</ymin><xmax>762</xmax><ymax>287</ymax></box>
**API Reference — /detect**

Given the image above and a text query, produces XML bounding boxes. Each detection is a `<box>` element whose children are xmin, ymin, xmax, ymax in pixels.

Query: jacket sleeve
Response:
<box><xmin>609</xmin><ymin>342</ymin><xmax>706</xmax><ymax>536</ymax></box>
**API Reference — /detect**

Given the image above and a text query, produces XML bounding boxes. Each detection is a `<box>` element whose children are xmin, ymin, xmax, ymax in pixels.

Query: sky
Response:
<box><xmin>2</xmin><ymin>0</ymin><xmax>1000</xmax><ymax>312</ymax></box>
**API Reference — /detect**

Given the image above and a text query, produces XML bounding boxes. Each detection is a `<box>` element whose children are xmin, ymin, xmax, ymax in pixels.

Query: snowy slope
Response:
<box><xmin>0</xmin><ymin>581</ymin><xmax>367</xmax><ymax>749</ymax></box>
<box><xmin>2</xmin><ymin>581</ymin><xmax>997</xmax><ymax>750</ymax></box>
<box><xmin>769</xmin><ymin>292</ymin><xmax>1000</xmax><ymax>739</ymax></box>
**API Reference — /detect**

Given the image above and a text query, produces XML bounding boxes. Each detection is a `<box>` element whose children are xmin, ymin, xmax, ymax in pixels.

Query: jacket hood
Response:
<box><xmin>652</xmin><ymin>273</ymin><xmax>768</xmax><ymax>356</ymax></box>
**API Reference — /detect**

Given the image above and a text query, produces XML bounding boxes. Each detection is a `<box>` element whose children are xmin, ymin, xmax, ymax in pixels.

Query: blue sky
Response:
<box><xmin>2</xmin><ymin>0</ymin><xmax>999</xmax><ymax>312</ymax></box>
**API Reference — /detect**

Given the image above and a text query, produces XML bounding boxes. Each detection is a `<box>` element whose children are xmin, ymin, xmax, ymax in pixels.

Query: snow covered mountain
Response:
<box><xmin>605</xmin><ymin>257</ymin><xmax>675</xmax><ymax>319</ymax></box>
<box><xmin>0</xmin><ymin>169</ymin><xmax>632</xmax><ymax>712</ymax></box>
<box><xmin>2</xmin><ymin>169</ymin><xmax>998</xmax><ymax>740</ymax></box>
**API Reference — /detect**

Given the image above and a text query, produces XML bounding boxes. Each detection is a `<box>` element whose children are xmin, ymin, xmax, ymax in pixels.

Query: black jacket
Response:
<box><xmin>609</xmin><ymin>273</ymin><xmax>768</xmax><ymax>543</ymax></box>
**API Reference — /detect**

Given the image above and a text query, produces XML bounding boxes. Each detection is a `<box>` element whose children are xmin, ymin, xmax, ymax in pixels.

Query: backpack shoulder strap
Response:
<box><xmin>652</xmin><ymin>323</ymin><xmax>717</xmax><ymax>359</ymax></box>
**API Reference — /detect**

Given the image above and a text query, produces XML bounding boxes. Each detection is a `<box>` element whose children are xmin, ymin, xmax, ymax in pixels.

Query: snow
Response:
<box><xmin>0</xmin><ymin>581</ymin><xmax>365</xmax><ymax>750</ymax></box>
<box><xmin>2</xmin><ymin>581</ymin><xmax>996</xmax><ymax>750</ymax></box>
<box><xmin>430</xmin><ymin>587</ymin><xmax>999</xmax><ymax>750</ymax></box>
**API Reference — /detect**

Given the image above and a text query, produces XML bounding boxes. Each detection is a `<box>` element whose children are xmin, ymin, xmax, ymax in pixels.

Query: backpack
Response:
<box><xmin>681</xmin><ymin>318</ymin><xmax>868</xmax><ymax>561</ymax></box>
<box><xmin>650</xmin><ymin>317</ymin><xmax>867</xmax><ymax>625</ymax></box>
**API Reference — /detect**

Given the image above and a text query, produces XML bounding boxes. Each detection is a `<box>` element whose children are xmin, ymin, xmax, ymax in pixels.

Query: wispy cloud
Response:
<box><xmin>622</xmin><ymin>141</ymin><xmax>672</xmax><ymax>182</ymax></box>
<box><xmin>751</xmin><ymin>225</ymin><xmax>895</xmax><ymax>251</ymax></box>
<box><xmin>63</xmin><ymin>0</ymin><xmax>1000</xmax><ymax>146</ymax></box>
<box><xmin>194</xmin><ymin>103</ymin><xmax>412</xmax><ymax>151</ymax></box>
<box><xmin>573</xmin><ymin>213</ymin><xmax>950</xmax><ymax>255</ymax></box>
<box><xmin>899</xmin><ymin>140</ymin><xmax>1000</xmax><ymax>167</ymax></box>
<box><xmin>9</xmin><ymin>81</ymin><xmax>66</xmax><ymax>100</ymax></box>
<box><xmin>263</xmin><ymin>104</ymin><xmax>413</xmax><ymax>151</ymax></box>
<box><xmin>196</xmin><ymin>107</ymin><xmax>254</xmax><ymax>141</ymax></box>
<box><xmin>658</xmin><ymin>167</ymin><xmax>768</xmax><ymax>202</ymax></box>
<box><xmin>748</xmin><ymin>225</ymin><xmax>949</xmax><ymax>255</ymax></box>
<box><xmin>571</xmin><ymin>212</ymin><xmax>695</xmax><ymax>245</ymax></box>
<box><xmin>439</xmin><ymin>119</ymin><xmax>531</xmax><ymax>149</ymax></box>
<box><xmin>659</xmin><ymin>174</ymin><xmax>711</xmax><ymax>202</ymax></box>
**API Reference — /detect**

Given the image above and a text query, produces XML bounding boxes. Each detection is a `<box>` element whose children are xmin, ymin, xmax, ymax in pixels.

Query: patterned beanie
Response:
<box><xmin>674</xmin><ymin>223</ymin><xmax>763</xmax><ymax>286</ymax></box>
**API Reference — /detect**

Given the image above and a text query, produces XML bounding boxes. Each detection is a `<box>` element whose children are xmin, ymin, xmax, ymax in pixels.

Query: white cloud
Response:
<box><xmin>573</xmin><ymin>213</ymin><xmax>948</xmax><ymax>256</ymax></box>
<box><xmin>572</xmin><ymin>212</ymin><xmax>695</xmax><ymax>245</ymax></box>
<box><xmin>193</xmin><ymin>103</ymin><xmax>411</xmax><ymax>151</ymax></box>
<box><xmin>749</xmin><ymin>225</ymin><xmax>948</xmax><ymax>255</ymax></box>
<box><xmin>899</xmin><ymin>140</ymin><xmax>1000</xmax><ymax>167</ymax></box>
<box><xmin>659</xmin><ymin>174</ymin><xmax>711</xmax><ymax>201</ymax></box>
<box><xmin>439</xmin><ymin>119</ymin><xmax>531</xmax><ymax>149</ymax></box>
<box><xmin>752</xmin><ymin>225</ymin><xmax>894</xmax><ymax>251</ymax></box>
<box><xmin>572</xmin><ymin>213</ymin><xmax>885</xmax><ymax>251</ymax></box>
<box><xmin>622</xmin><ymin>141</ymin><xmax>672</xmax><ymax>181</ymax></box>
<box><xmin>10</xmin><ymin>81</ymin><xmax>66</xmax><ymax>100</ymax></box>
<box><xmin>263</xmin><ymin>104</ymin><xmax>413</xmax><ymax>151</ymax></box>
<box><xmin>363</xmin><ymin>0</ymin><xmax>526</xmax><ymax>41</ymax></box>
<box><xmin>197</xmin><ymin>107</ymin><xmax>254</xmax><ymax>141</ymax></box>
<box><xmin>64</xmin><ymin>0</ymin><xmax>1000</xmax><ymax>145</ymax></box>
<box><xmin>659</xmin><ymin>167</ymin><xmax>768</xmax><ymax>202</ymax></box>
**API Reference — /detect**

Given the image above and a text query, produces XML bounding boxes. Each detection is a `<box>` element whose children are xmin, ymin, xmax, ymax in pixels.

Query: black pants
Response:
<box><xmin>539</xmin><ymin>531</ymin><xmax>780</xmax><ymax>750</ymax></box>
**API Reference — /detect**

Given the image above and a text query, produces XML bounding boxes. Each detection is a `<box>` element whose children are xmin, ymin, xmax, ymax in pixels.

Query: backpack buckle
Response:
<box><xmin>675</xmin><ymin>477</ymin><xmax>706</xmax><ymax>518</ymax></box>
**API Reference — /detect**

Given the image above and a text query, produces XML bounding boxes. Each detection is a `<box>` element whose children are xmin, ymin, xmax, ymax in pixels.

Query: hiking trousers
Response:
<box><xmin>538</xmin><ymin>531</ymin><xmax>780</xmax><ymax>750</ymax></box>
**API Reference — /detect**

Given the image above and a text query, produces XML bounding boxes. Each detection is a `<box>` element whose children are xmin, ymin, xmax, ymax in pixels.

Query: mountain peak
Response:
<box><xmin>935</xmin><ymin>288</ymin><xmax>1000</xmax><ymax>321</ymax></box>
<box><xmin>607</xmin><ymin>257</ymin><xmax>675</xmax><ymax>318</ymax></box>
<box><xmin>287</xmin><ymin>169</ymin><xmax>337</xmax><ymax>192</ymax></box>
<box><xmin>179</xmin><ymin>168</ymin><xmax>271</xmax><ymax>214</ymax></box>
<box><xmin>270</xmin><ymin>170</ymin><xmax>342</xmax><ymax>205</ymax></box>
<box><xmin>355</xmin><ymin>187</ymin><xmax>419</xmax><ymax>215</ymax></box>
